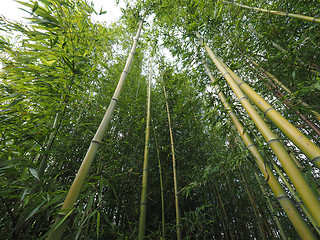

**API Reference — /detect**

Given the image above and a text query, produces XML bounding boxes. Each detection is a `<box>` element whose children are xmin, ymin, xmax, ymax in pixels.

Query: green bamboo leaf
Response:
<box><xmin>32</xmin><ymin>1</ymin><xmax>39</xmax><ymax>13</ymax></box>
<box><xmin>29</xmin><ymin>167</ymin><xmax>40</xmax><ymax>180</ymax></box>
<box><xmin>26</xmin><ymin>200</ymin><xmax>46</xmax><ymax>219</ymax></box>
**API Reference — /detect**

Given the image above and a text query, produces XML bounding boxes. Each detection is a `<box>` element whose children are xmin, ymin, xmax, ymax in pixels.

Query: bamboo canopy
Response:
<box><xmin>202</xmin><ymin>60</ymin><xmax>316</xmax><ymax>239</ymax></box>
<box><xmin>138</xmin><ymin>57</ymin><xmax>152</xmax><ymax>240</ymax></box>
<box><xmin>196</xmin><ymin>32</ymin><xmax>320</xmax><ymax>231</ymax></box>
<box><xmin>46</xmin><ymin>20</ymin><xmax>144</xmax><ymax>240</ymax></box>
<box><xmin>224</xmin><ymin>1</ymin><xmax>320</xmax><ymax>23</ymax></box>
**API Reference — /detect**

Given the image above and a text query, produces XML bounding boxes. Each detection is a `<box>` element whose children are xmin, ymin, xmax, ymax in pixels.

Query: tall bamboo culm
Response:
<box><xmin>162</xmin><ymin>78</ymin><xmax>182</xmax><ymax>240</ymax></box>
<box><xmin>224</xmin><ymin>1</ymin><xmax>320</xmax><ymax>23</ymax></box>
<box><xmin>46</xmin><ymin>20</ymin><xmax>144</xmax><ymax>240</ymax></box>
<box><xmin>198</xmin><ymin>35</ymin><xmax>320</xmax><ymax>231</ymax></box>
<box><xmin>201</xmin><ymin>59</ymin><xmax>315</xmax><ymax>239</ymax></box>
<box><xmin>138</xmin><ymin>57</ymin><xmax>153</xmax><ymax>240</ymax></box>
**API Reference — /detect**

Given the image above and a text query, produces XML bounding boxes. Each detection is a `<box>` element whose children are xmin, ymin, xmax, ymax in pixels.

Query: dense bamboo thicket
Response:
<box><xmin>0</xmin><ymin>0</ymin><xmax>319</xmax><ymax>239</ymax></box>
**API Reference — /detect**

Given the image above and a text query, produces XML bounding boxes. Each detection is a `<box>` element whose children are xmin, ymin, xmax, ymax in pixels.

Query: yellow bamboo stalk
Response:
<box><xmin>162</xmin><ymin>78</ymin><xmax>182</xmax><ymax>240</ymax></box>
<box><xmin>202</xmin><ymin>60</ymin><xmax>315</xmax><ymax>239</ymax></box>
<box><xmin>46</xmin><ymin>20</ymin><xmax>144</xmax><ymax>240</ymax></box>
<box><xmin>224</xmin><ymin>1</ymin><xmax>320</xmax><ymax>23</ymax></box>
<box><xmin>197</xmin><ymin>31</ymin><xmax>320</xmax><ymax>232</ymax></box>
<box><xmin>138</xmin><ymin>57</ymin><xmax>153</xmax><ymax>240</ymax></box>
<box><xmin>250</xmin><ymin>59</ymin><xmax>320</xmax><ymax>121</ymax></box>
<box><xmin>218</xmin><ymin>58</ymin><xmax>320</xmax><ymax>168</ymax></box>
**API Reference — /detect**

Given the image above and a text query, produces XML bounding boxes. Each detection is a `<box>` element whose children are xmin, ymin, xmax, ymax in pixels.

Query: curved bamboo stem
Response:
<box><xmin>201</xmin><ymin>59</ymin><xmax>315</xmax><ymax>239</ymax></box>
<box><xmin>224</xmin><ymin>1</ymin><xmax>320</xmax><ymax>23</ymax></box>
<box><xmin>46</xmin><ymin>20</ymin><xmax>144</xmax><ymax>240</ymax></box>
<box><xmin>162</xmin><ymin>78</ymin><xmax>182</xmax><ymax>240</ymax></box>
<box><xmin>138</xmin><ymin>57</ymin><xmax>153</xmax><ymax>240</ymax></box>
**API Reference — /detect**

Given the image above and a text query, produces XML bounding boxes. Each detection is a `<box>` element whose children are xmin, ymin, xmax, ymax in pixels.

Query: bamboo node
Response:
<box><xmin>264</xmin><ymin>107</ymin><xmax>274</xmax><ymax>115</ymax></box>
<box><xmin>276</xmin><ymin>195</ymin><xmax>289</xmax><ymax>200</ymax></box>
<box><xmin>238</xmin><ymin>81</ymin><xmax>246</xmax><ymax>87</ymax></box>
<box><xmin>111</xmin><ymin>98</ymin><xmax>119</xmax><ymax>103</ymax></box>
<box><xmin>267</xmin><ymin>138</ymin><xmax>279</xmax><ymax>145</ymax></box>
<box><xmin>247</xmin><ymin>143</ymin><xmax>256</xmax><ymax>149</ymax></box>
<box><xmin>311</xmin><ymin>156</ymin><xmax>320</xmax><ymax>165</ymax></box>
<box><xmin>223</xmin><ymin>72</ymin><xmax>230</xmax><ymax>77</ymax></box>
<box><xmin>91</xmin><ymin>140</ymin><xmax>101</xmax><ymax>144</ymax></box>
<box><xmin>239</xmin><ymin>96</ymin><xmax>247</xmax><ymax>102</ymax></box>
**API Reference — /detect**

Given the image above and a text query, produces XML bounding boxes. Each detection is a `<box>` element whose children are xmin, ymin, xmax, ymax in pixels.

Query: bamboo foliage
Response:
<box><xmin>138</xmin><ymin>57</ymin><xmax>153</xmax><ymax>240</ymax></box>
<box><xmin>46</xmin><ymin>20</ymin><xmax>144</xmax><ymax>240</ymax></box>
<box><xmin>162</xmin><ymin>77</ymin><xmax>182</xmax><ymax>240</ymax></box>
<box><xmin>224</xmin><ymin>1</ymin><xmax>320</xmax><ymax>23</ymax></box>
<box><xmin>250</xmin><ymin>59</ymin><xmax>320</xmax><ymax>122</ymax></box>
<box><xmin>201</xmin><ymin>59</ymin><xmax>315</xmax><ymax>239</ymax></box>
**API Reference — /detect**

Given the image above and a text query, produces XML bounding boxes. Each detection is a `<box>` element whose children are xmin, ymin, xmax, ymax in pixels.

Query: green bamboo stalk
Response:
<box><xmin>224</xmin><ymin>1</ymin><xmax>320</xmax><ymax>23</ymax></box>
<box><xmin>273</xmin><ymin>163</ymin><xmax>320</xmax><ymax>236</ymax></box>
<box><xmin>254</xmin><ymin>172</ymin><xmax>287</xmax><ymax>240</ymax></box>
<box><xmin>162</xmin><ymin>78</ymin><xmax>182</xmax><ymax>240</ymax></box>
<box><xmin>138</xmin><ymin>57</ymin><xmax>153</xmax><ymax>240</ymax></box>
<box><xmin>200</xmin><ymin>38</ymin><xmax>320</xmax><ymax>230</ymax></box>
<box><xmin>250</xmin><ymin>59</ymin><xmax>320</xmax><ymax>122</ymax></box>
<box><xmin>152</xmin><ymin>121</ymin><xmax>165</xmax><ymax>239</ymax></box>
<box><xmin>201</xmin><ymin>58</ymin><xmax>315</xmax><ymax>239</ymax></box>
<box><xmin>46</xmin><ymin>20</ymin><xmax>144</xmax><ymax>240</ymax></box>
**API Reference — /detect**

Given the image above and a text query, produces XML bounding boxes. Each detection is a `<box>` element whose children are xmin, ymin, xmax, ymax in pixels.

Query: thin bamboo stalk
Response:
<box><xmin>201</xmin><ymin>59</ymin><xmax>315</xmax><ymax>239</ymax></box>
<box><xmin>254</xmin><ymin>172</ymin><xmax>287</xmax><ymax>240</ymax></box>
<box><xmin>152</xmin><ymin>121</ymin><xmax>165</xmax><ymax>238</ymax></box>
<box><xmin>46</xmin><ymin>20</ymin><xmax>144</xmax><ymax>240</ymax></box>
<box><xmin>224</xmin><ymin>1</ymin><xmax>320</xmax><ymax>23</ymax></box>
<box><xmin>162</xmin><ymin>78</ymin><xmax>182</xmax><ymax>240</ymax></box>
<box><xmin>273</xmin><ymin>163</ymin><xmax>320</xmax><ymax>236</ymax></box>
<box><xmin>250</xmin><ymin>59</ymin><xmax>320</xmax><ymax>122</ymax></box>
<box><xmin>138</xmin><ymin>57</ymin><xmax>153</xmax><ymax>240</ymax></box>
<box><xmin>199</xmin><ymin>36</ymin><xmax>320</xmax><ymax>230</ymax></box>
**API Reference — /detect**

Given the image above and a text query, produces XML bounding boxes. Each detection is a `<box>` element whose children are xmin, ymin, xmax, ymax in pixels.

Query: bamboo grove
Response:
<box><xmin>0</xmin><ymin>0</ymin><xmax>319</xmax><ymax>239</ymax></box>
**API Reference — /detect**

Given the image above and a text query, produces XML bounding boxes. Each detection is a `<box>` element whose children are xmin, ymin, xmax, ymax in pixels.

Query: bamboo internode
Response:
<box><xmin>202</xmin><ymin>60</ymin><xmax>315</xmax><ymax>239</ymax></box>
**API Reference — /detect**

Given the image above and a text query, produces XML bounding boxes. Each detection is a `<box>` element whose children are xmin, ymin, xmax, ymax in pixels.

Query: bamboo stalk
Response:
<box><xmin>217</xmin><ymin>57</ymin><xmax>320</xmax><ymax>168</ymax></box>
<box><xmin>254</xmin><ymin>172</ymin><xmax>287</xmax><ymax>240</ymax></box>
<box><xmin>162</xmin><ymin>78</ymin><xmax>182</xmax><ymax>240</ymax></box>
<box><xmin>201</xmin><ymin>58</ymin><xmax>315</xmax><ymax>239</ymax></box>
<box><xmin>46</xmin><ymin>20</ymin><xmax>144</xmax><ymax>240</ymax></box>
<box><xmin>224</xmin><ymin>1</ymin><xmax>320</xmax><ymax>23</ymax></box>
<box><xmin>152</xmin><ymin>121</ymin><xmax>165</xmax><ymax>239</ymax></box>
<box><xmin>138</xmin><ymin>57</ymin><xmax>153</xmax><ymax>240</ymax></box>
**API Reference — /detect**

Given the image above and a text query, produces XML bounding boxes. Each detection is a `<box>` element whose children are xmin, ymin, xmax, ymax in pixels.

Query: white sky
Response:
<box><xmin>0</xmin><ymin>0</ymin><xmax>126</xmax><ymax>23</ymax></box>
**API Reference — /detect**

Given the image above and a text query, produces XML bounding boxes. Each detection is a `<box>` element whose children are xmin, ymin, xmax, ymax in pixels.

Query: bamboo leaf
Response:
<box><xmin>29</xmin><ymin>167</ymin><xmax>40</xmax><ymax>180</ymax></box>
<box><xmin>26</xmin><ymin>200</ymin><xmax>46</xmax><ymax>219</ymax></box>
